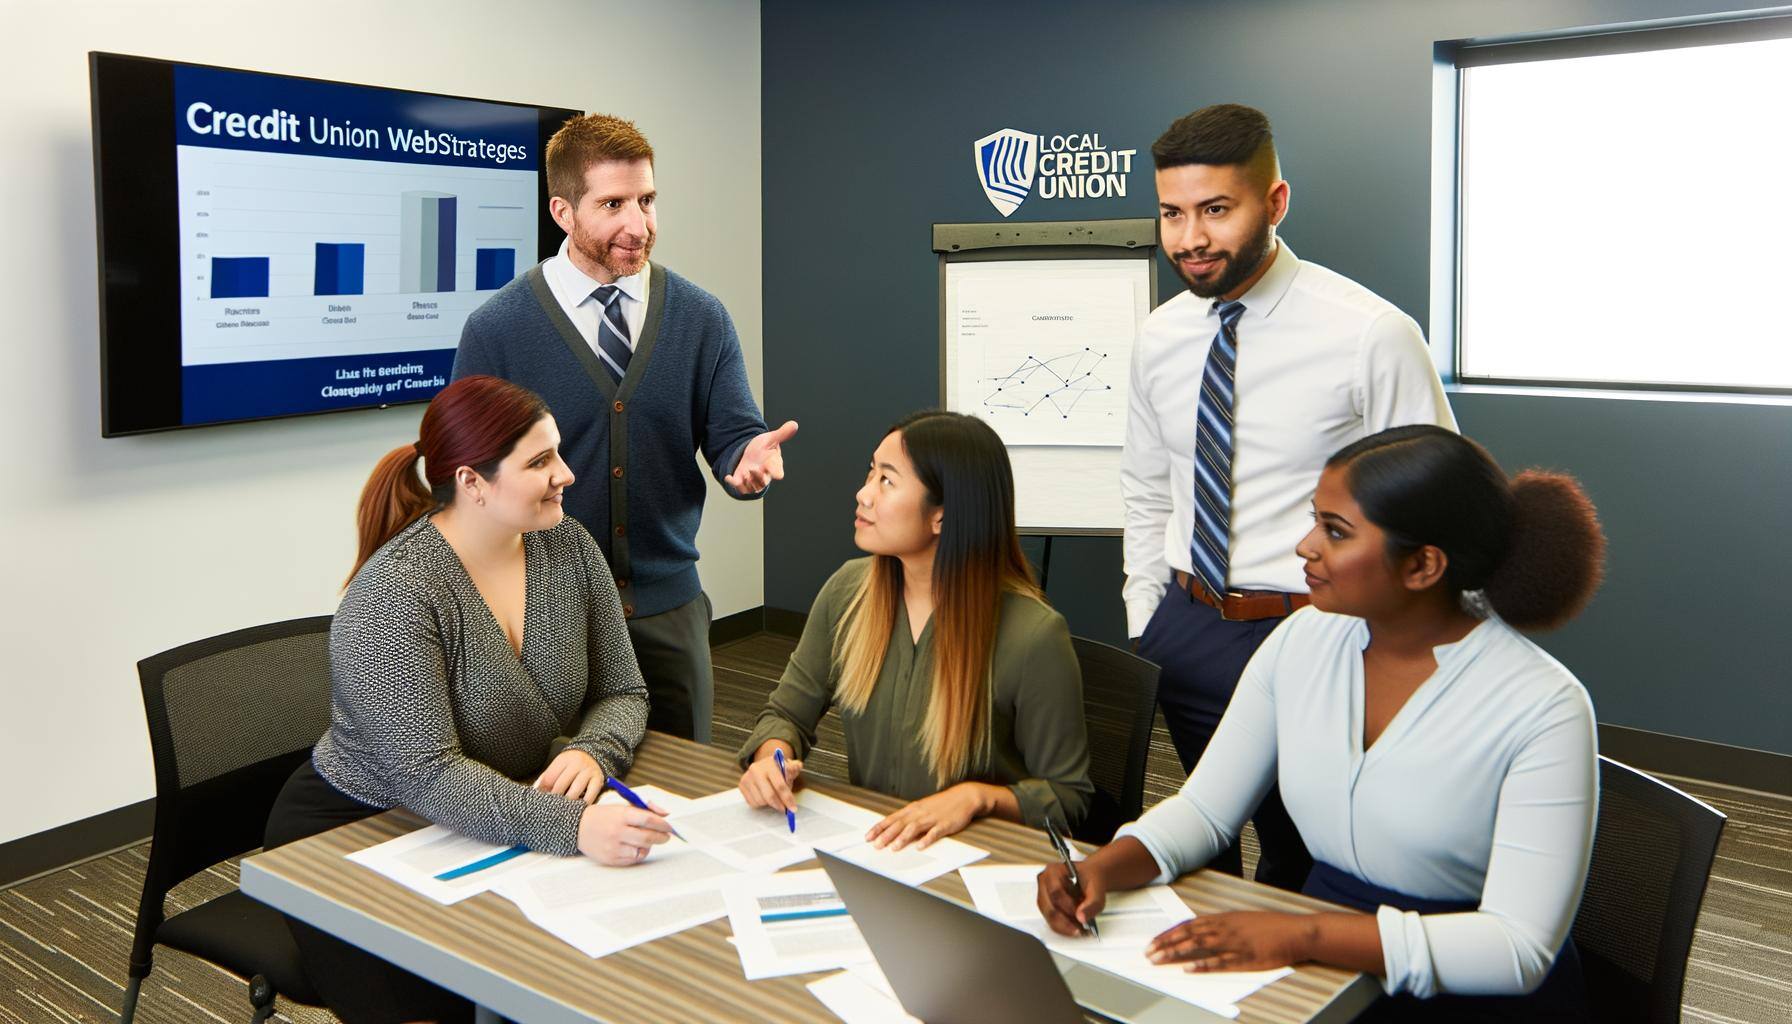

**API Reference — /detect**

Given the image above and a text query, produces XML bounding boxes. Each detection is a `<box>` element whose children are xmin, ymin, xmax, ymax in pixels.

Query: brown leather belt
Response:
<box><xmin>1174</xmin><ymin>570</ymin><xmax>1310</xmax><ymax>622</ymax></box>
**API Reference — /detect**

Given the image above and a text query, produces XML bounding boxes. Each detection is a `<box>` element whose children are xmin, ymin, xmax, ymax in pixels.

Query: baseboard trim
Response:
<box><xmin>1599</xmin><ymin>725</ymin><xmax>1791</xmax><ymax>797</ymax></box>
<box><xmin>709</xmin><ymin>607</ymin><xmax>765</xmax><ymax>646</ymax></box>
<box><xmin>1</xmin><ymin>798</ymin><xmax>154</xmax><ymax>890</ymax></box>
<box><xmin>764</xmin><ymin>607</ymin><xmax>806</xmax><ymax>638</ymax></box>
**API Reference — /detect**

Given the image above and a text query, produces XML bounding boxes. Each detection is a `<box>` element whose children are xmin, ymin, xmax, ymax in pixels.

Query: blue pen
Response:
<box><xmin>605</xmin><ymin>778</ymin><xmax>686</xmax><ymax>842</ymax></box>
<box><xmin>773</xmin><ymin>749</ymin><xmax>797</xmax><ymax>833</ymax></box>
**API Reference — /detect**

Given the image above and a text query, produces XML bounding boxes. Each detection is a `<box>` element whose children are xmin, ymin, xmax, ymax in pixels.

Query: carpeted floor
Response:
<box><xmin>1</xmin><ymin>632</ymin><xmax>1787</xmax><ymax>1022</ymax></box>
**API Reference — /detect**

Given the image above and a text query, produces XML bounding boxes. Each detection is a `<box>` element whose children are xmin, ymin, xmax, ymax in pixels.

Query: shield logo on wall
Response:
<box><xmin>974</xmin><ymin>129</ymin><xmax>1037</xmax><ymax>218</ymax></box>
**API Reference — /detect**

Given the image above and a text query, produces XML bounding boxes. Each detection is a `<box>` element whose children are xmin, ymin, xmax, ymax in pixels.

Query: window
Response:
<box><xmin>1448</xmin><ymin>18</ymin><xmax>1792</xmax><ymax>393</ymax></box>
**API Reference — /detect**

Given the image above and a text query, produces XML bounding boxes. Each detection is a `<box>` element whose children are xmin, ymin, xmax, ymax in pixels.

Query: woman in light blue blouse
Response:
<box><xmin>1039</xmin><ymin>425</ymin><xmax>1606</xmax><ymax>1021</ymax></box>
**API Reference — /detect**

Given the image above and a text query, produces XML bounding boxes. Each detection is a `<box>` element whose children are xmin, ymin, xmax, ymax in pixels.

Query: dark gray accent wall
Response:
<box><xmin>763</xmin><ymin>0</ymin><xmax>1790</xmax><ymax>756</ymax></box>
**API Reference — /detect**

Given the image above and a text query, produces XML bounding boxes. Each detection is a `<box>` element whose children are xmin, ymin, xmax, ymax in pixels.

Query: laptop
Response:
<box><xmin>817</xmin><ymin>849</ymin><xmax>1231</xmax><ymax>1024</ymax></box>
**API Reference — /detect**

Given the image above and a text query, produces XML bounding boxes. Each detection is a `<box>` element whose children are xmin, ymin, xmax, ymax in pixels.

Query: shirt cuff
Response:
<box><xmin>1010</xmin><ymin>778</ymin><xmax>1064</xmax><ymax>830</ymax></box>
<box><xmin>1376</xmin><ymin>904</ymin><xmax>1438</xmax><ymax>998</ymax></box>
<box><xmin>524</xmin><ymin>787</ymin><xmax>588</xmax><ymax>857</ymax></box>
<box><xmin>1111</xmin><ymin>821</ymin><xmax>1178</xmax><ymax>886</ymax></box>
<box><xmin>563</xmin><ymin>736</ymin><xmax>630</xmax><ymax>781</ymax></box>
<box><xmin>1124</xmin><ymin>587</ymin><xmax>1164</xmax><ymax>639</ymax></box>
<box><xmin>736</xmin><ymin>718</ymin><xmax>809</xmax><ymax>770</ymax></box>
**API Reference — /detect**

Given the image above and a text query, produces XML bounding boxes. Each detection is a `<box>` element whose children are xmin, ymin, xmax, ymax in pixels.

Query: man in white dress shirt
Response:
<box><xmin>1122</xmin><ymin>104</ymin><xmax>1455</xmax><ymax>889</ymax></box>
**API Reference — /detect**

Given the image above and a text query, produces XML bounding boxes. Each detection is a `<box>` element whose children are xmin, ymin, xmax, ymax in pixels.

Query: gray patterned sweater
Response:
<box><xmin>311</xmin><ymin>514</ymin><xmax>648</xmax><ymax>855</ymax></box>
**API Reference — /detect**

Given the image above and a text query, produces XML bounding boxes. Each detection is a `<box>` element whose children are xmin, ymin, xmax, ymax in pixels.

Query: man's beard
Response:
<box><xmin>1174</xmin><ymin>219</ymin><xmax>1273</xmax><ymax>299</ymax></box>
<box><xmin>572</xmin><ymin>225</ymin><xmax>655</xmax><ymax>280</ymax></box>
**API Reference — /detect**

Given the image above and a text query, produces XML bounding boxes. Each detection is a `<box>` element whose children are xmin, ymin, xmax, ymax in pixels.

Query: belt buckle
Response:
<box><xmin>1217</xmin><ymin>590</ymin><xmax>1242</xmax><ymax>622</ymax></box>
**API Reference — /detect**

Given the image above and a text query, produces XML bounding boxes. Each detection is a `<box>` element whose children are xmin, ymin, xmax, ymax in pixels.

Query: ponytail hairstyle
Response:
<box><xmin>1324</xmin><ymin>424</ymin><xmax>1605</xmax><ymax>631</ymax></box>
<box><xmin>347</xmin><ymin>375</ymin><xmax>550</xmax><ymax>585</ymax></box>
<box><xmin>833</xmin><ymin>412</ymin><xmax>1044</xmax><ymax>786</ymax></box>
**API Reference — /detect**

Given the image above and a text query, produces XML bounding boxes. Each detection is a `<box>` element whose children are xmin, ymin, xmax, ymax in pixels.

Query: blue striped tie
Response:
<box><xmin>591</xmin><ymin>284</ymin><xmax>632</xmax><ymax>383</ymax></box>
<box><xmin>1190</xmin><ymin>300</ymin><xmax>1246</xmax><ymax>600</ymax></box>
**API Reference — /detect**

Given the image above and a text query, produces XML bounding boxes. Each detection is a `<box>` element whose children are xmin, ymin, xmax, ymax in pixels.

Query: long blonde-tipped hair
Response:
<box><xmin>832</xmin><ymin>412</ymin><xmax>1043</xmax><ymax>787</ymax></box>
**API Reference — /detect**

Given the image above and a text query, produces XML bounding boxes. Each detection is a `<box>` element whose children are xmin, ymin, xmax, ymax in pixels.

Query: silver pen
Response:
<box><xmin>1044</xmin><ymin>817</ymin><xmax>1099</xmax><ymax>939</ymax></box>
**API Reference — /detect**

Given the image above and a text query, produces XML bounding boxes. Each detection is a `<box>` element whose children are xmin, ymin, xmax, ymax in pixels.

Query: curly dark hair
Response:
<box><xmin>1326</xmin><ymin>425</ymin><xmax>1606</xmax><ymax>631</ymax></box>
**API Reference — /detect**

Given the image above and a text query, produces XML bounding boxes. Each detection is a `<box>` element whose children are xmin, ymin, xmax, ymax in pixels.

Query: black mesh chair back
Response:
<box><xmin>1572</xmin><ymin>755</ymin><xmax>1726</xmax><ymax>1024</ymax></box>
<box><xmin>1071</xmin><ymin>636</ymin><xmax>1160</xmax><ymax>844</ymax></box>
<box><xmin>124</xmin><ymin>615</ymin><xmax>333</xmax><ymax>1022</ymax></box>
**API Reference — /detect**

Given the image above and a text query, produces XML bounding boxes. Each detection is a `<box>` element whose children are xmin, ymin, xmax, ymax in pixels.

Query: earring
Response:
<box><xmin>477</xmin><ymin>496</ymin><xmax>485</xmax><ymax>506</ymax></box>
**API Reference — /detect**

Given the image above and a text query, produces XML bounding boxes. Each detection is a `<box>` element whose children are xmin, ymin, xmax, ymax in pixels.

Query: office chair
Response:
<box><xmin>1070</xmin><ymin>636</ymin><xmax>1160</xmax><ymax>844</ymax></box>
<box><xmin>1572</xmin><ymin>755</ymin><xmax>1726</xmax><ymax>1024</ymax></box>
<box><xmin>122</xmin><ymin>616</ymin><xmax>333</xmax><ymax>1024</ymax></box>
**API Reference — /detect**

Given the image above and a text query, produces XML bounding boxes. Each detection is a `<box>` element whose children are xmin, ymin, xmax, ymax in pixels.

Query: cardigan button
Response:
<box><xmin>622</xmin><ymin>603</ymin><xmax>635</xmax><ymax>617</ymax></box>
<box><xmin>614</xmin><ymin>524</ymin><xmax>626</xmax><ymax>537</ymax></box>
<box><xmin>617</xmin><ymin>578</ymin><xmax>629</xmax><ymax>589</ymax></box>
<box><xmin>612</xmin><ymin>400</ymin><xmax>624</xmax><ymax>413</ymax></box>
<box><xmin>612</xmin><ymin>466</ymin><xmax>623</xmax><ymax>478</ymax></box>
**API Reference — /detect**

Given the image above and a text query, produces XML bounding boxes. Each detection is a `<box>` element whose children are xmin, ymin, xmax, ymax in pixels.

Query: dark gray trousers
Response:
<box><xmin>626</xmin><ymin>592</ymin><xmax>714</xmax><ymax>743</ymax></box>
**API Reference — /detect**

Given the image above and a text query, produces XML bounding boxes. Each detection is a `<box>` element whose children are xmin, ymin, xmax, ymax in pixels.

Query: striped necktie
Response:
<box><xmin>1189</xmin><ymin>300</ymin><xmax>1246</xmax><ymax>600</ymax></box>
<box><xmin>591</xmin><ymin>284</ymin><xmax>632</xmax><ymax>383</ymax></box>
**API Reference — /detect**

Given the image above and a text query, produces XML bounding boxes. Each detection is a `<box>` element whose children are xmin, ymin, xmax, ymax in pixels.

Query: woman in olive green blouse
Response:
<box><xmin>738</xmin><ymin>411</ymin><xmax>1093</xmax><ymax>850</ymax></box>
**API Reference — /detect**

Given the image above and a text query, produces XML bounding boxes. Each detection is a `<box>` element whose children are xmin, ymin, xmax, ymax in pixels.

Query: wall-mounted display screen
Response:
<box><xmin>90</xmin><ymin>52</ymin><xmax>580</xmax><ymax>435</ymax></box>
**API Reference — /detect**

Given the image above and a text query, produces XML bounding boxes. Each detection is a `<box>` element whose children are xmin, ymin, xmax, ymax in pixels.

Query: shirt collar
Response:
<box><xmin>553</xmin><ymin>237</ymin><xmax>648</xmax><ymax>304</ymax></box>
<box><xmin>1206</xmin><ymin>239</ymin><xmax>1299</xmax><ymax>321</ymax></box>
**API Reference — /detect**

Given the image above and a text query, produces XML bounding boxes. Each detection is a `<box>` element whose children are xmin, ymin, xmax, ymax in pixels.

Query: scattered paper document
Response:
<box><xmin>347</xmin><ymin>825</ymin><xmax>543</xmax><ymax>904</ymax></box>
<box><xmin>516</xmin><ymin>883</ymin><xmax>727</xmax><ymax>959</ymax></box>
<box><xmin>495</xmin><ymin>839</ymin><xmax>733</xmax><ymax>918</ymax></box>
<box><xmin>485</xmin><ymin>784</ymin><xmax>734</xmax><ymax>957</ymax></box>
<box><xmin>723</xmin><ymin>869</ymin><xmax>873</xmax><ymax>979</ymax></box>
<box><xmin>492</xmin><ymin>785</ymin><xmax>727</xmax><ymax>916</ymax></box>
<box><xmin>958</xmin><ymin>864</ymin><xmax>1289</xmax><ymax>1015</ymax></box>
<box><xmin>667</xmin><ymin>788</ymin><xmax>866</xmax><ymax>871</ymax></box>
<box><xmin>808</xmin><ymin>962</ymin><xmax>920</xmax><ymax>1024</ymax></box>
<box><xmin>824</xmin><ymin>834</ymin><xmax>988</xmax><ymax>886</ymax></box>
<box><xmin>788</xmin><ymin>790</ymin><xmax>989</xmax><ymax>883</ymax></box>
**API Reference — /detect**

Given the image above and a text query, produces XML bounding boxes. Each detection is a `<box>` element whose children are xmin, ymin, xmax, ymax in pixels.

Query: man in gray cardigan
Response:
<box><xmin>454</xmin><ymin>113</ymin><xmax>795</xmax><ymax>745</ymax></box>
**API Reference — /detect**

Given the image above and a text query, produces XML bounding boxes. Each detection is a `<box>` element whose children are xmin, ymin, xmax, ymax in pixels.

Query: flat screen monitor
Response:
<box><xmin>89</xmin><ymin>52</ymin><xmax>580</xmax><ymax>435</ymax></box>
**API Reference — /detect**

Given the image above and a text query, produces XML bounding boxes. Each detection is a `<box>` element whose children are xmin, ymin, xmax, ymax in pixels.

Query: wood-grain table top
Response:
<box><xmin>242</xmin><ymin>733</ymin><xmax>1375</xmax><ymax>1024</ymax></box>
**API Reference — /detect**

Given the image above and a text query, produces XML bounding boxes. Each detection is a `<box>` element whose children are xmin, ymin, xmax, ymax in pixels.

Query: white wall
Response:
<box><xmin>0</xmin><ymin>0</ymin><xmax>763</xmax><ymax>845</ymax></box>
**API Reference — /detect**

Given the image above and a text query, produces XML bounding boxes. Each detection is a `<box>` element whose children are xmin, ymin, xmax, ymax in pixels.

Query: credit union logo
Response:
<box><xmin>974</xmin><ymin>129</ymin><xmax>1037</xmax><ymax>218</ymax></box>
<box><xmin>972</xmin><ymin>128</ymin><xmax>1137</xmax><ymax>218</ymax></box>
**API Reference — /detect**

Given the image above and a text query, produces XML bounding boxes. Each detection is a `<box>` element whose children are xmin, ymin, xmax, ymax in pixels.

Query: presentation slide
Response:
<box><xmin>171</xmin><ymin>65</ymin><xmax>540</xmax><ymax>425</ymax></box>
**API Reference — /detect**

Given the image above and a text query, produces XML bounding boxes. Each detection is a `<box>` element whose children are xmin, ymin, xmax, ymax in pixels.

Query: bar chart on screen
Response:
<box><xmin>176</xmin><ymin>146</ymin><xmax>536</xmax><ymax>367</ymax></box>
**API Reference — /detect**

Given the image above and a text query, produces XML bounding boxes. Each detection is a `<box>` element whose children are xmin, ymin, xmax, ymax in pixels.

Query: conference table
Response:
<box><xmin>240</xmin><ymin>733</ymin><xmax>1380</xmax><ymax>1024</ymax></box>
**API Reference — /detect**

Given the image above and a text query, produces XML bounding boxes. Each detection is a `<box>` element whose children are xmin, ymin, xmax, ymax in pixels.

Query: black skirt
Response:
<box><xmin>263</xmin><ymin>757</ymin><xmax>475</xmax><ymax>1024</ymax></box>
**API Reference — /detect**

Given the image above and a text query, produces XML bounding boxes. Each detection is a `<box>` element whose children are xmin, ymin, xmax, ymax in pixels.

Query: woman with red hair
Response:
<box><xmin>1040</xmin><ymin>425</ymin><xmax>1607</xmax><ymax>1021</ymax></box>
<box><xmin>265</xmin><ymin>376</ymin><xmax>660</xmax><ymax>1024</ymax></box>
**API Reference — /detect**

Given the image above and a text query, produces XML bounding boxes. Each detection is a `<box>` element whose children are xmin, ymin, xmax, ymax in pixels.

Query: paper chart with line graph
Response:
<box><xmin>954</xmin><ymin>274</ymin><xmax>1135</xmax><ymax>446</ymax></box>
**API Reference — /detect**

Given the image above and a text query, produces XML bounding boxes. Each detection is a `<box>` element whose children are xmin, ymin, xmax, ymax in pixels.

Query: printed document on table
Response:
<box><xmin>958</xmin><ymin>864</ymin><xmax>1290</xmax><ymax>1015</ymax></box>
<box><xmin>515</xmin><ymin>883</ymin><xmax>727</xmax><ymax>960</ymax></box>
<box><xmin>780</xmin><ymin>790</ymin><xmax>989</xmax><ymax>884</ymax></box>
<box><xmin>492</xmin><ymin>785</ymin><xmax>731</xmax><ymax>916</ymax></box>
<box><xmin>347</xmin><ymin>825</ymin><xmax>542</xmax><ymax>905</ymax></box>
<box><xmin>807</xmin><ymin>962</ymin><xmax>920</xmax><ymax>1024</ymax></box>
<box><xmin>723</xmin><ymin>869</ymin><xmax>873</xmax><ymax>980</ymax></box>
<box><xmin>488</xmin><ymin>784</ymin><xmax>733</xmax><ymax>958</ymax></box>
<box><xmin>666</xmin><ymin>788</ymin><xmax>867</xmax><ymax>872</ymax></box>
<box><xmin>824</xmin><ymin>833</ymin><xmax>988</xmax><ymax>886</ymax></box>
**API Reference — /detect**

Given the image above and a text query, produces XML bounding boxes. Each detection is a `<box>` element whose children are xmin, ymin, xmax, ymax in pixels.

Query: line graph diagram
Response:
<box><xmin>981</xmin><ymin>348</ymin><xmax>1114</xmax><ymax>419</ymax></box>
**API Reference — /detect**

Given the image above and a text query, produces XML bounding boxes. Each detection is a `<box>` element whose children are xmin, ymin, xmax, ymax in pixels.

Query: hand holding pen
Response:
<box><xmin>774</xmin><ymin>749</ymin><xmax>797</xmax><ymax>833</ymax></box>
<box><xmin>738</xmin><ymin>741</ymin><xmax>802</xmax><ymax>829</ymax></box>
<box><xmin>1041</xmin><ymin>818</ymin><xmax>1103</xmax><ymax>939</ymax></box>
<box><xmin>603</xmin><ymin>777</ymin><xmax>686</xmax><ymax>842</ymax></box>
